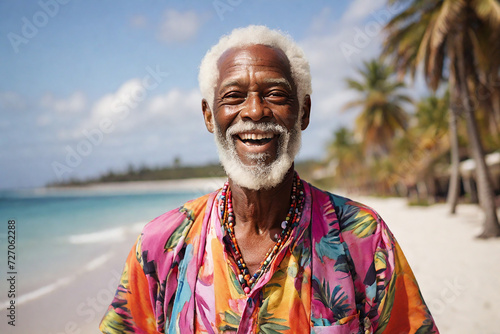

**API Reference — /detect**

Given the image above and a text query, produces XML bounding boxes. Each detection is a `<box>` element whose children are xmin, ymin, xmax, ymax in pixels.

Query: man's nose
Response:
<box><xmin>240</xmin><ymin>93</ymin><xmax>272</xmax><ymax>121</ymax></box>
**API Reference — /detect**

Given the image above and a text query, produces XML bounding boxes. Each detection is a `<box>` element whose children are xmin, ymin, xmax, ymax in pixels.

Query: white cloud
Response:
<box><xmin>147</xmin><ymin>88</ymin><xmax>201</xmax><ymax>117</ymax></box>
<box><xmin>341</xmin><ymin>0</ymin><xmax>386</xmax><ymax>24</ymax></box>
<box><xmin>0</xmin><ymin>91</ymin><xmax>27</xmax><ymax>111</ymax></box>
<box><xmin>157</xmin><ymin>9</ymin><xmax>205</xmax><ymax>43</ymax></box>
<box><xmin>36</xmin><ymin>92</ymin><xmax>87</xmax><ymax>128</ymax></box>
<box><xmin>90</xmin><ymin>79</ymin><xmax>144</xmax><ymax>121</ymax></box>
<box><xmin>40</xmin><ymin>91</ymin><xmax>86</xmax><ymax>114</ymax></box>
<box><xmin>56</xmin><ymin>77</ymin><xmax>209</xmax><ymax>155</ymax></box>
<box><xmin>84</xmin><ymin>82</ymin><xmax>202</xmax><ymax>134</ymax></box>
<box><xmin>40</xmin><ymin>82</ymin><xmax>216</xmax><ymax>183</ymax></box>
<box><xmin>53</xmin><ymin>79</ymin><xmax>145</xmax><ymax>140</ymax></box>
<box><xmin>36</xmin><ymin>114</ymin><xmax>52</xmax><ymax>127</ymax></box>
<box><xmin>308</xmin><ymin>7</ymin><xmax>334</xmax><ymax>34</ymax></box>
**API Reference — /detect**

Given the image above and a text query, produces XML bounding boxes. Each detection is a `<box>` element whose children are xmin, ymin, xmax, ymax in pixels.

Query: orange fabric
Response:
<box><xmin>127</xmin><ymin>245</ymin><xmax>158</xmax><ymax>332</ymax></box>
<box><xmin>382</xmin><ymin>243</ymin><xmax>431</xmax><ymax>334</ymax></box>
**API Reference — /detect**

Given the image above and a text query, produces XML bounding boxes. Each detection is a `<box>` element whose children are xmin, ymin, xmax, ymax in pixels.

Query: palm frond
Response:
<box><xmin>341</xmin><ymin>99</ymin><xmax>365</xmax><ymax>112</ymax></box>
<box><xmin>474</xmin><ymin>0</ymin><xmax>500</xmax><ymax>26</ymax></box>
<box><xmin>345</xmin><ymin>78</ymin><xmax>366</xmax><ymax>92</ymax></box>
<box><xmin>431</xmin><ymin>0</ymin><xmax>465</xmax><ymax>50</ymax></box>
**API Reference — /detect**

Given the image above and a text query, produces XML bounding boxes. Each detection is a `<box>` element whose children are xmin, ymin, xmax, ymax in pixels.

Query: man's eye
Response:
<box><xmin>266</xmin><ymin>91</ymin><xmax>288</xmax><ymax>103</ymax></box>
<box><xmin>223</xmin><ymin>92</ymin><xmax>245</xmax><ymax>101</ymax></box>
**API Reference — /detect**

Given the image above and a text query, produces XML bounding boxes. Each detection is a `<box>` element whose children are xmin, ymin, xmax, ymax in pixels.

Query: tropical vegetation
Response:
<box><xmin>383</xmin><ymin>0</ymin><xmax>500</xmax><ymax>237</ymax></box>
<box><xmin>326</xmin><ymin>0</ymin><xmax>500</xmax><ymax>238</ymax></box>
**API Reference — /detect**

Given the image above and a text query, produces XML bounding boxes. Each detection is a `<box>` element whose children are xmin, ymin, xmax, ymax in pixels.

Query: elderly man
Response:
<box><xmin>100</xmin><ymin>26</ymin><xmax>438</xmax><ymax>333</ymax></box>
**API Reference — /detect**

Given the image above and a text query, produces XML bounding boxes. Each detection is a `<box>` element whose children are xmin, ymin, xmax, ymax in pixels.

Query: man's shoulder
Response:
<box><xmin>138</xmin><ymin>191</ymin><xmax>216</xmax><ymax>250</ymax></box>
<box><xmin>309</xmin><ymin>184</ymin><xmax>385</xmax><ymax>237</ymax></box>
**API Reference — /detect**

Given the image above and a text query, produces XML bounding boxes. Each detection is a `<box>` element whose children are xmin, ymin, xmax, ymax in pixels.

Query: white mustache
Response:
<box><xmin>226</xmin><ymin>121</ymin><xmax>287</xmax><ymax>137</ymax></box>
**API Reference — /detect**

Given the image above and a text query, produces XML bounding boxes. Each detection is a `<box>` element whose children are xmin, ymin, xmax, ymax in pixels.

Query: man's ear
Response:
<box><xmin>300</xmin><ymin>95</ymin><xmax>311</xmax><ymax>131</ymax></box>
<box><xmin>202</xmin><ymin>99</ymin><xmax>214</xmax><ymax>133</ymax></box>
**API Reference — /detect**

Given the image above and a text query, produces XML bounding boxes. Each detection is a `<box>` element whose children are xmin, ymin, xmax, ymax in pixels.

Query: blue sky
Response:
<box><xmin>0</xmin><ymin>0</ymin><xmax>421</xmax><ymax>189</ymax></box>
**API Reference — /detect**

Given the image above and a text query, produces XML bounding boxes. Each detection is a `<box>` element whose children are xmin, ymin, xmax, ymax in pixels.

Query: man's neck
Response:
<box><xmin>228</xmin><ymin>167</ymin><xmax>295</xmax><ymax>236</ymax></box>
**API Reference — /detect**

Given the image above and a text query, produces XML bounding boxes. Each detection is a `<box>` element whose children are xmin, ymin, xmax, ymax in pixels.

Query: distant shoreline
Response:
<box><xmin>44</xmin><ymin>177</ymin><xmax>227</xmax><ymax>194</ymax></box>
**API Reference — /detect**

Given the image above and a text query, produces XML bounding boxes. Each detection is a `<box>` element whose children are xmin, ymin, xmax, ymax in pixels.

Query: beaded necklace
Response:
<box><xmin>219</xmin><ymin>173</ymin><xmax>305</xmax><ymax>294</ymax></box>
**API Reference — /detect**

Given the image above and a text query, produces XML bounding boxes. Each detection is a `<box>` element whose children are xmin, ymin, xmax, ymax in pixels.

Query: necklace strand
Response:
<box><xmin>219</xmin><ymin>174</ymin><xmax>305</xmax><ymax>294</ymax></box>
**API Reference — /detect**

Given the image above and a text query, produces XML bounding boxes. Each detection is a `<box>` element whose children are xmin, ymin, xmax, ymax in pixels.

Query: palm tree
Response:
<box><xmin>413</xmin><ymin>92</ymin><xmax>451</xmax><ymax>203</ymax></box>
<box><xmin>414</xmin><ymin>93</ymin><xmax>449</xmax><ymax>138</ymax></box>
<box><xmin>327</xmin><ymin>127</ymin><xmax>364</xmax><ymax>190</ymax></box>
<box><xmin>343</xmin><ymin>59</ymin><xmax>411</xmax><ymax>157</ymax></box>
<box><xmin>387</xmin><ymin>93</ymin><xmax>450</xmax><ymax>203</ymax></box>
<box><xmin>448</xmin><ymin>86</ymin><xmax>462</xmax><ymax>213</ymax></box>
<box><xmin>383</xmin><ymin>0</ymin><xmax>500</xmax><ymax>238</ymax></box>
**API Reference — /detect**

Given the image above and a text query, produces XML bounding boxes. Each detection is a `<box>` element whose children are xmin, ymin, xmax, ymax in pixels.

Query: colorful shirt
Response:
<box><xmin>100</xmin><ymin>180</ymin><xmax>439</xmax><ymax>333</ymax></box>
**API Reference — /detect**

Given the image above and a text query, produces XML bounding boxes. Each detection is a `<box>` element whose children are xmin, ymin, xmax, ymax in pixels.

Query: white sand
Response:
<box><xmin>2</xmin><ymin>187</ymin><xmax>499</xmax><ymax>333</ymax></box>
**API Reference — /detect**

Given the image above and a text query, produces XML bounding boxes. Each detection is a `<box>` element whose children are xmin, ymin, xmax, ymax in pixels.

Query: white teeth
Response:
<box><xmin>239</xmin><ymin>133</ymin><xmax>274</xmax><ymax>140</ymax></box>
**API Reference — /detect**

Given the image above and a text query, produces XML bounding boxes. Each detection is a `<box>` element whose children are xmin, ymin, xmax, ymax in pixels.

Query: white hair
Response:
<box><xmin>199</xmin><ymin>25</ymin><xmax>312</xmax><ymax>111</ymax></box>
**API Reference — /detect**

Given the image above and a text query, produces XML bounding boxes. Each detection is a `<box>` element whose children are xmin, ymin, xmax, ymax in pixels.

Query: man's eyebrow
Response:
<box><xmin>263</xmin><ymin>78</ymin><xmax>292</xmax><ymax>91</ymax></box>
<box><xmin>219</xmin><ymin>79</ymin><xmax>242</xmax><ymax>91</ymax></box>
<box><xmin>219</xmin><ymin>77</ymin><xmax>293</xmax><ymax>92</ymax></box>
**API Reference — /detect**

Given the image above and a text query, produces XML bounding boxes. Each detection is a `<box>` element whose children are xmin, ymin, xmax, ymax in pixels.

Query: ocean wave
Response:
<box><xmin>0</xmin><ymin>252</ymin><xmax>114</xmax><ymax>308</ymax></box>
<box><xmin>68</xmin><ymin>227</ymin><xmax>126</xmax><ymax>244</ymax></box>
<box><xmin>67</xmin><ymin>222</ymin><xmax>146</xmax><ymax>245</ymax></box>
<box><xmin>83</xmin><ymin>252</ymin><xmax>115</xmax><ymax>272</ymax></box>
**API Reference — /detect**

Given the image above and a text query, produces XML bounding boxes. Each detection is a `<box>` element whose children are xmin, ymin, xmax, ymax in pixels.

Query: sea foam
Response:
<box><xmin>0</xmin><ymin>252</ymin><xmax>114</xmax><ymax>308</ymax></box>
<box><xmin>67</xmin><ymin>222</ymin><xmax>146</xmax><ymax>245</ymax></box>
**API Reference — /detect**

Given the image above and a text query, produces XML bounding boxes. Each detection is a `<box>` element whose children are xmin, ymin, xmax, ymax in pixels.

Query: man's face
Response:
<box><xmin>203</xmin><ymin>44</ymin><xmax>310</xmax><ymax>190</ymax></box>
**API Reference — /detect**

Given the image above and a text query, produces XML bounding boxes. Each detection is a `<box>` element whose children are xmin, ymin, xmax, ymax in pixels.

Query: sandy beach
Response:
<box><xmin>2</xmin><ymin>179</ymin><xmax>499</xmax><ymax>333</ymax></box>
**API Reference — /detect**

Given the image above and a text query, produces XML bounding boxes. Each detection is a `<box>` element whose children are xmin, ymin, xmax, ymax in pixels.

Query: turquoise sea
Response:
<box><xmin>0</xmin><ymin>186</ymin><xmax>206</xmax><ymax>308</ymax></box>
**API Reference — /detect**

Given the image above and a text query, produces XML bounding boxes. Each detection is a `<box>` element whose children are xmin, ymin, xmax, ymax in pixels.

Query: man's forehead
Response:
<box><xmin>216</xmin><ymin>44</ymin><xmax>292</xmax><ymax>75</ymax></box>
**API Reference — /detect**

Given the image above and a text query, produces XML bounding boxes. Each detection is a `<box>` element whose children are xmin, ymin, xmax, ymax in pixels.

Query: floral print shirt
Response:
<box><xmin>100</xmin><ymin>180</ymin><xmax>439</xmax><ymax>333</ymax></box>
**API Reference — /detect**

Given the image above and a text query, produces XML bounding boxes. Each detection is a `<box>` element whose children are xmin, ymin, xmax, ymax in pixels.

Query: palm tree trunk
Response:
<box><xmin>491</xmin><ymin>87</ymin><xmax>500</xmax><ymax>138</ymax></box>
<box><xmin>456</xmin><ymin>40</ymin><xmax>500</xmax><ymax>238</ymax></box>
<box><xmin>417</xmin><ymin>181</ymin><xmax>428</xmax><ymax>204</ymax></box>
<box><xmin>426</xmin><ymin>175</ymin><xmax>436</xmax><ymax>204</ymax></box>
<box><xmin>447</xmin><ymin>86</ymin><xmax>461</xmax><ymax>214</ymax></box>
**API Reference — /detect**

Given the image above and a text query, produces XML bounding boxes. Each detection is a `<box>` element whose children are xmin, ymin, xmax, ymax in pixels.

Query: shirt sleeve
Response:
<box><xmin>99</xmin><ymin>238</ymin><xmax>159</xmax><ymax>334</ymax></box>
<box><xmin>374</xmin><ymin>229</ymin><xmax>439</xmax><ymax>334</ymax></box>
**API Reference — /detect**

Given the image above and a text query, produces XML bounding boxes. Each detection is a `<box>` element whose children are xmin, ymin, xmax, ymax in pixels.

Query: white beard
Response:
<box><xmin>213</xmin><ymin>119</ymin><xmax>302</xmax><ymax>190</ymax></box>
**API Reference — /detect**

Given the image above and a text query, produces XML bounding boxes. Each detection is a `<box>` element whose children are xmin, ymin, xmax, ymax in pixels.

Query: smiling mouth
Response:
<box><xmin>236</xmin><ymin>132</ymin><xmax>276</xmax><ymax>146</ymax></box>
